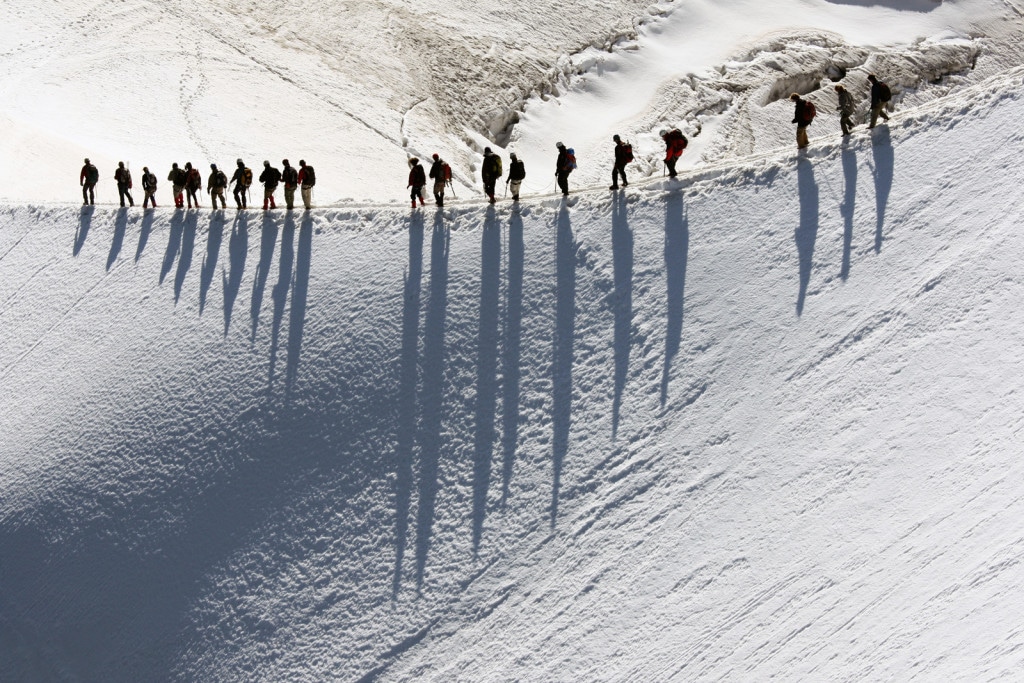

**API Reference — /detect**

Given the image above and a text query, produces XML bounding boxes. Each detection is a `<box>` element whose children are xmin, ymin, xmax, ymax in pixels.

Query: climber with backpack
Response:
<box><xmin>184</xmin><ymin>162</ymin><xmax>202</xmax><ymax>208</ymax></box>
<box><xmin>298</xmin><ymin>160</ymin><xmax>316</xmax><ymax>210</ymax></box>
<box><xmin>259</xmin><ymin>160</ymin><xmax>281</xmax><ymax>210</ymax></box>
<box><xmin>507</xmin><ymin>152</ymin><xmax>525</xmax><ymax>201</ymax></box>
<box><xmin>408</xmin><ymin>157</ymin><xmax>426</xmax><ymax>208</ymax></box>
<box><xmin>661</xmin><ymin>129</ymin><xmax>687</xmax><ymax>177</ymax></box>
<box><xmin>867</xmin><ymin>74</ymin><xmax>892</xmax><ymax>128</ymax></box>
<box><xmin>208</xmin><ymin>163</ymin><xmax>228</xmax><ymax>210</ymax></box>
<box><xmin>555</xmin><ymin>142</ymin><xmax>575</xmax><ymax>196</ymax></box>
<box><xmin>114</xmin><ymin>161</ymin><xmax>134</xmax><ymax>207</ymax></box>
<box><xmin>168</xmin><ymin>162</ymin><xmax>186</xmax><ymax>208</ymax></box>
<box><xmin>790</xmin><ymin>93</ymin><xmax>816</xmax><ymax>149</ymax></box>
<box><xmin>428</xmin><ymin>153</ymin><xmax>450</xmax><ymax>207</ymax></box>
<box><xmin>611</xmin><ymin>134</ymin><xmax>633</xmax><ymax>190</ymax></box>
<box><xmin>141</xmin><ymin>167</ymin><xmax>158</xmax><ymax>208</ymax></box>
<box><xmin>282</xmin><ymin>159</ymin><xmax>299</xmax><ymax>210</ymax></box>
<box><xmin>231</xmin><ymin>159</ymin><xmax>251</xmax><ymax>209</ymax></box>
<box><xmin>80</xmin><ymin>158</ymin><xmax>99</xmax><ymax>205</ymax></box>
<box><xmin>481</xmin><ymin>147</ymin><xmax>502</xmax><ymax>203</ymax></box>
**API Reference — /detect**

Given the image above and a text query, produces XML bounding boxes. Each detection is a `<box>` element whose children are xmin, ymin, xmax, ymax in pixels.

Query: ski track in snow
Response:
<box><xmin>2</xmin><ymin>63</ymin><xmax>1024</xmax><ymax>680</ymax></box>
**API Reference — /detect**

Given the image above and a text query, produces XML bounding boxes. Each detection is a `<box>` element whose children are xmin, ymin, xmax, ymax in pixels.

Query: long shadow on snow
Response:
<box><xmin>73</xmin><ymin>206</ymin><xmax>93</xmax><ymax>256</ymax></box>
<box><xmin>392</xmin><ymin>213</ymin><xmax>424</xmax><ymax>597</ymax></box>
<box><xmin>173</xmin><ymin>211</ymin><xmax>199</xmax><ymax>304</ymax></box>
<box><xmin>471</xmin><ymin>207</ymin><xmax>501</xmax><ymax>554</ymax></box>
<box><xmin>222</xmin><ymin>212</ymin><xmax>249</xmax><ymax>336</ymax></box>
<box><xmin>795</xmin><ymin>156</ymin><xmax>819</xmax><ymax>316</ymax></box>
<box><xmin>500</xmin><ymin>209</ymin><xmax>524</xmax><ymax>506</ymax></box>
<box><xmin>267</xmin><ymin>214</ymin><xmax>296</xmax><ymax>389</ymax></box>
<box><xmin>415</xmin><ymin>213</ymin><xmax>450</xmax><ymax>588</ymax></box>
<box><xmin>135</xmin><ymin>210</ymin><xmax>154</xmax><ymax>263</ymax></box>
<box><xmin>199</xmin><ymin>213</ymin><xmax>225</xmax><ymax>315</ymax></box>
<box><xmin>285</xmin><ymin>214</ymin><xmax>312</xmax><ymax>398</ymax></box>
<box><xmin>250</xmin><ymin>213</ymin><xmax>278</xmax><ymax>342</ymax></box>
<box><xmin>159</xmin><ymin>209</ymin><xmax>185</xmax><ymax>285</ymax></box>
<box><xmin>841</xmin><ymin>140</ymin><xmax>857</xmax><ymax>281</ymax></box>
<box><xmin>871</xmin><ymin>126</ymin><xmax>894</xmax><ymax>253</ymax></box>
<box><xmin>106</xmin><ymin>208</ymin><xmax>128</xmax><ymax>271</ymax></box>
<box><xmin>611</xmin><ymin>192</ymin><xmax>633</xmax><ymax>438</ymax></box>
<box><xmin>551</xmin><ymin>203</ymin><xmax>576</xmax><ymax>527</ymax></box>
<box><xmin>661</xmin><ymin>190</ymin><xmax>689</xmax><ymax>407</ymax></box>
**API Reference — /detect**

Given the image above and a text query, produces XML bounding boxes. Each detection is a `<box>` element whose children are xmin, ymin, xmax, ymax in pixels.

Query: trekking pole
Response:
<box><xmin>448</xmin><ymin>179</ymin><xmax>457</xmax><ymax>199</ymax></box>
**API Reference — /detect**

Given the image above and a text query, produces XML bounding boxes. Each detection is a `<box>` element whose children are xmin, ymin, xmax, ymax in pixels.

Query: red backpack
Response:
<box><xmin>802</xmin><ymin>101</ymin><xmax>817</xmax><ymax>123</ymax></box>
<box><xmin>622</xmin><ymin>143</ymin><xmax>634</xmax><ymax>163</ymax></box>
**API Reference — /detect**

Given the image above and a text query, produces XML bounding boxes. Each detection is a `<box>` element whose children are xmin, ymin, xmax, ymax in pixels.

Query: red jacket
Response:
<box><xmin>664</xmin><ymin>130</ymin><xmax>687</xmax><ymax>161</ymax></box>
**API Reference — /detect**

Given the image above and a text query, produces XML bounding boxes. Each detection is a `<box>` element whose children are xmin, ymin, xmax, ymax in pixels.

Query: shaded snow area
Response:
<box><xmin>3</xmin><ymin>62</ymin><xmax>1024</xmax><ymax>680</ymax></box>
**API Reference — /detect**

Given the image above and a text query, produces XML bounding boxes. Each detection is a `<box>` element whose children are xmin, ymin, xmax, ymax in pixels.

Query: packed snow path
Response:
<box><xmin>2</xmin><ymin>71</ymin><xmax>1024</xmax><ymax>680</ymax></box>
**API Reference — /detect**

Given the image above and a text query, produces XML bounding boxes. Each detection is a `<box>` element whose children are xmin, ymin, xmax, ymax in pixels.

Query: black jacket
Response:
<box><xmin>259</xmin><ymin>166</ymin><xmax>282</xmax><ymax>188</ymax></box>
<box><xmin>508</xmin><ymin>160</ymin><xmax>526</xmax><ymax>181</ymax></box>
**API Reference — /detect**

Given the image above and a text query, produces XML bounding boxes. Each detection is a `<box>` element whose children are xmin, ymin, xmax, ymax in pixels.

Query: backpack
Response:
<box><xmin>187</xmin><ymin>169</ymin><xmax>201</xmax><ymax>190</ymax></box>
<box><xmin>143</xmin><ymin>172</ymin><xmax>156</xmax><ymax>190</ymax></box>
<box><xmin>802</xmin><ymin>101</ymin><xmax>817</xmax><ymax>123</ymax></box>
<box><xmin>565</xmin><ymin>150</ymin><xmax>577</xmax><ymax>171</ymax></box>
<box><xmin>176</xmin><ymin>168</ymin><xmax>188</xmax><ymax>186</ymax></box>
<box><xmin>622</xmin><ymin>143</ymin><xmax>634</xmax><ymax>164</ymax></box>
<box><xmin>283</xmin><ymin>166</ymin><xmax>298</xmax><ymax>186</ymax></box>
<box><xmin>121</xmin><ymin>169</ymin><xmax>132</xmax><ymax>188</ymax></box>
<box><xmin>442</xmin><ymin>163</ymin><xmax>451</xmax><ymax>182</ymax></box>
<box><xmin>878</xmin><ymin>82</ymin><xmax>892</xmax><ymax>102</ymax></box>
<box><xmin>485</xmin><ymin>155</ymin><xmax>502</xmax><ymax>178</ymax></box>
<box><xmin>86</xmin><ymin>165</ymin><xmax>99</xmax><ymax>184</ymax></box>
<box><xmin>216</xmin><ymin>170</ymin><xmax>227</xmax><ymax>188</ymax></box>
<box><xmin>242</xmin><ymin>167</ymin><xmax>253</xmax><ymax>188</ymax></box>
<box><xmin>303</xmin><ymin>166</ymin><xmax>316</xmax><ymax>186</ymax></box>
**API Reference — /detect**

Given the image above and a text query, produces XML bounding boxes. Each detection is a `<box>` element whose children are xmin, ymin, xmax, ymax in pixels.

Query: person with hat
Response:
<box><xmin>259</xmin><ymin>160</ymin><xmax>281</xmax><ymax>210</ymax></box>
<box><xmin>555</xmin><ymin>142</ymin><xmax>575</xmax><ymax>196</ymax></box>
<box><xmin>481</xmin><ymin>147</ymin><xmax>502</xmax><ymax>203</ymax></box>
<box><xmin>298</xmin><ymin>160</ymin><xmax>316</xmax><ymax>210</ymax></box>
<box><xmin>114</xmin><ymin>161</ymin><xmax>134</xmax><ymax>207</ymax></box>
<box><xmin>281</xmin><ymin>159</ymin><xmax>298</xmax><ymax>210</ymax></box>
<box><xmin>230</xmin><ymin>158</ymin><xmax>251</xmax><ymax>209</ymax></box>
<box><xmin>80</xmin><ymin>158</ymin><xmax>99</xmax><ymax>205</ymax></box>
<box><xmin>141</xmin><ymin>166</ymin><xmax>158</xmax><ymax>208</ymax></box>
<box><xmin>428</xmin><ymin>153</ymin><xmax>448</xmax><ymax>207</ymax></box>
<box><xmin>408</xmin><ymin>157</ymin><xmax>426</xmax><ymax>208</ymax></box>
<box><xmin>507</xmin><ymin>152</ymin><xmax>525</xmax><ymax>201</ymax></box>
<box><xmin>208</xmin><ymin>163</ymin><xmax>228</xmax><ymax>210</ymax></box>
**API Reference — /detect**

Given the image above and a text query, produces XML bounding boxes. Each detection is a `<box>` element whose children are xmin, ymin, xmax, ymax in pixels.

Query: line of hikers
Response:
<box><xmin>79</xmin><ymin>158</ymin><xmax>317</xmax><ymax>211</ymax></box>
<box><xmin>790</xmin><ymin>73</ymin><xmax>893</xmax><ymax>149</ymax></box>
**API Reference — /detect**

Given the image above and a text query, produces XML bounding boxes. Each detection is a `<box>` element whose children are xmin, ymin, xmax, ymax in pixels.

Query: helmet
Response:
<box><xmin>432</xmin><ymin>153</ymin><xmax>439</xmax><ymax>160</ymax></box>
<box><xmin>237</xmin><ymin>158</ymin><xmax>244</xmax><ymax>165</ymax></box>
<box><xmin>510</xmin><ymin>152</ymin><xmax>518</xmax><ymax>160</ymax></box>
<box><xmin>263</xmin><ymin>160</ymin><xmax>270</xmax><ymax>166</ymax></box>
<box><xmin>555</xmin><ymin>141</ymin><xmax>564</xmax><ymax>149</ymax></box>
<box><xmin>484</xmin><ymin>146</ymin><xmax>492</xmax><ymax>154</ymax></box>
<box><xmin>211</xmin><ymin>163</ymin><xmax>217</xmax><ymax>169</ymax></box>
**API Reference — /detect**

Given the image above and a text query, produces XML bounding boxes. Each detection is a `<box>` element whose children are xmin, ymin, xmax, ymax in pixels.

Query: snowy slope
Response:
<box><xmin>3</xmin><ymin>59</ymin><xmax>1024</xmax><ymax>681</ymax></box>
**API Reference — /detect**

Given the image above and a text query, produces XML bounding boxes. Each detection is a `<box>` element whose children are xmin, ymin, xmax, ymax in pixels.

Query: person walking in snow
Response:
<box><xmin>790</xmin><ymin>93</ymin><xmax>816</xmax><ymax>149</ymax></box>
<box><xmin>168</xmin><ymin>163</ymin><xmax>186</xmax><ymax>208</ymax></box>
<box><xmin>114</xmin><ymin>161</ymin><xmax>134</xmax><ymax>207</ymax></box>
<box><xmin>281</xmin><ymin>159</ymin><xmax>299</xmax><ymax>210</ymax></box>
<box><xmin>208</xmin><ymin>163</ymin><xmax>228</xmax><ymax>210</ymax></box>
<box><xmin>141</xmin><ymin>167</ymin><xmax>158</xmax><ymax>208</ymax></box>
<box><xmin>867</xmin><ymin>74</ymin><xmax>892</xmax><ymax>128</ymax></box>
<box><xmin>507</xmin><ymin>153</ymin><xmax>525</xmax><ymax>201</ymax></box>
<box><xmin>408</xmin><ymin>157</ymin><xmax>426</xmax><ymax>208</ymax></box>
<box><xmin>259</xmin><ymin>160</ymin><xmax>281</xmax><ymax>210</ymax></box>
<box><xmin>555</xmin><ymin>142</ymin><xmax>575</xmax><ymax>196</ymax></box>
<box><xmin>184</xmin><ymin>162</ymin><xmax>202</xmax><ymax>208</ymax></box>
<box><xmin>660</xmin><ymin>129</ymin><xmax>687</xmax><ymax>177</ymax></box>
<box><xmin>80</xmin><ymin>158</ymin><xmax>99</xmax><ymax>205</ymax></box>
<box><xmin>428</xmin><ymin>154</ymin><xmax>448</xmax><ymax>207</ymax></box>
<box><xmin>231</xmin><ymin>159</ymin><xmax>250</xmax><ymax>209</ymax></box>
<box><xmin>610</xmin><ymin>134</ymin><xmax>631</xmax><ymax>190</ymax></box>
<box><xmin>481</xmin><ymin>147</ymin><xmax>502</xmax><ymax>203</ymax></box>
<box><xmin>835</xmin><ymin>84</ymin><xmax>856</xmax><ymax>137</ymax></box>
<box><xmin>298</xmin><ymin>159</ymin><xmax>315</xmax><ymax>210</ymax></box>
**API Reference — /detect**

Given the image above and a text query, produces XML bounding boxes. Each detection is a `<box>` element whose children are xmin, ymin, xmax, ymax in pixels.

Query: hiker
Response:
<box><xmin>259</xmin><ymin>160</ymin><xmax>281</xmax><ymax>210</ymax></box>
<box><xmin>508</xmin><ymin>152</ymin><xmax>525</xmax><ymax>201</ymax></box>
<box><xmin>481</xmin><ymin>147</ymin><xmax>502</xmax><ymax>203</ymax></box>
<box><xmin>231</xmin><ymin>159</ymin><xmax>251</xmax><ymax>209</ymax></box>
<box><xmin>661</xmin><ymin>129</ymin><xmax>687</xmax><ymax>177</ymax></box>
<box><xmin>208</xmin><ymin>163</ymin><xmax>228</xmax><ymax>210</ymax></box>
<box><xmin>114</xmin><ymin>161</ymin><xmax>134</xmax><ymax>207</ymax></box>
<box><xmin>280</xmin><ymin>159</ymin><xmax>298</xmax><ymax>210</ymax></box>
<box><xmin>835</xmin><ymin>84</ymin><xmax>856</xmax><ymax>137</ymax></box>
<box><xmin>555</xmin><ymin>142</ymin><xmax>575</xmax><ymax>196</ymax></box>
<box><xmin>611</xmin><ymin>134</ymin><xmax>632</xmax><ymax>189</ymax></box>
<box><xmin>428</xmin><ymin>153</ymin><xmax>448</xmax><ymax>207</ymax></box>
<box><xmin>184</xmin><ymin>162</ymin><xmax>202</xmax><ymax>208</ymax></box>
<box><xmin>141</xmin><ymin>166</ymin><xmax>158</xmax><ymax>208</ymax></box>
<box><xmin>168</xmin><ymin>162</ymin><xmax>186</xmax><ymax>208</ymax></box>
<box><xmin>867</xmin><ymin>74</ymin><xmax>892</xmax><ymax>128</ymax></box>
<box><xmin>298</xmin><ymin>159</ymin><xmax>316</xmax><ymax>210</ymax></box>
<box><xmin>80</xmin><ymin>158</ymin><xmax>99</xmax><ymax>205</ymax></box>
<box><xmin>790</xmin><ymin>93</ymin><xmax>816</xmax><ymax>149</ymax></box>
<box><xmin>408</xmin><ymin>157</ymin><xmax>426</xmax><ymax>208</ymax></box>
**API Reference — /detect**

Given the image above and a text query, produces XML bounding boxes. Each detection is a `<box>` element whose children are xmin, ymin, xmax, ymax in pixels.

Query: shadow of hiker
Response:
<box><xmin>222</xmin><ymin>212</ymin><xmax>249</xmax><ymax>337</ymax></box>
<box><xmin>135</xmin><ymin>210</ymin><xmax>155</xmax><ymax>263</ymax></box>
<box><xmin>392</xmin><ymin>211</ymin><xmax>424</xmax><ymax>597</ymax></box>
<box><xmin>267</xmin><ymin>213</ymin><xmax>296</xmax><ymax>388</ymax></box>
<box><xmin>551</xmin><ymin>202</ymin><xmax>576</xmax><ymax>527</ymax></box>
<box><xmin>500</xmin><ymin>209</ymin><xmax>525</xmax><ymax>507</ymax></box>
<box><xmin>199</xmin><ymin>214</ymin><xmax>225</xmax><ymax>315</ymax></box>
<box><xmin>284</xmin><ymin>214</ymin><xmax>312</xmax><ymax>398</ymax></box>
<box><xmin>471</xmin><ymin>206</ymin><xmax>502</xmax><ymax>554</ymax></box>
<box><xmin>871</xmin><ymin>126</ymin><xmax>894</xmax><ymax>253</ymax></box>
<box><xmin>841</xmin><ymin>140</ymin><xmax>857</xmax><ymax>280</ymax></box>
<box><xmin>107</xmin><ymin>208</ymin><xmax>128</xmax><ymax>271</ymax></box>
<box><xmin>415</xmin><ymin>212</ymin><xmax>450</xmax><ymax>589</ymax></box>
<box><xmin>250</xmin><ymin>213</ymin><xmax>279</xmax><ymax>343</ymax></box>
<box><xmin>74</xmin><ymin>206</ymin><xmax>93</xmax><ymax>256</ymax></box>
<box><xmin>661</xmin><ymin>189</ymin><xmax>689</xmax><ymax>407</ymax></box>
<box><xmin>159</xmin><ymin>209</ymin><xmax>185</xmax><ymax>285</ymax></box>
<box><xmin>173</xmin><ymin>212</ymin><xmax>199</xmax><ymax>304</ymax></box>
<box><xmin>795</xmin><ymin>156</ymin><xmax>820</xmax><ymax>316</ymax></box>
<box><xmin>611</xmin><ymin>192</ymin><xmax>633</xmax><ymax>438</ymax></box>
